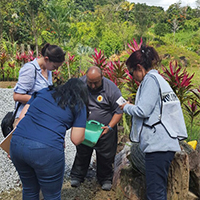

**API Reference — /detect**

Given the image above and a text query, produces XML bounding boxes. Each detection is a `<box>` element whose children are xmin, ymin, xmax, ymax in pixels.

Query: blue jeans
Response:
<box><xmin>145</xmin><ymin>151</ymin><xmax>175</xmax><ymax>200</ymax></box>
<box><xmin>10</xmin><ymin>135</ymin><xmax>65</xmax><ymax>200</ymax></box>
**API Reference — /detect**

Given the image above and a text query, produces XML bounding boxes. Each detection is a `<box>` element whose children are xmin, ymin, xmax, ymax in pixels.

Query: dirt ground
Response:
<box><xmin>0</xmin><ymin>165</ymin><xmax>143</xmax><ymax>200</ymax></box>
<box><xmin>0</xmin><ymin>81</ymin><xmax>17</xmax><ymax>88</ymax></box>
<box><xmin>0</xmin><ymin>179</ymin><xmax>120</xmax><ymax>200</ymax></box>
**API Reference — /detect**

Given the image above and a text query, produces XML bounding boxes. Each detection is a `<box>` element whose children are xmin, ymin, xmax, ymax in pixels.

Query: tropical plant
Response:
<box><xmin>160</xmin><ymin>61</ymin><xmax>194</xmax><ymax>105</ymax></box>
<box><xmin>184</xmin><ymin>100</ymin><xmax>200</xmax><ymax>138</ymax></box>
<box><xmin>89</xmin><ymin>48</ymin><xmax>107</xmax><ymax>69</ymax></box>
<box><xmin>0</xmin><ymin>52</ymin><xmax>8</xmax><ymax>81</ymax></box>
<box><xmin>127</xmin><ymin>37</ymin><xmax>143</xmax><ymax>54</ymax></box>
<box><xmin>103</xmin><ymin>60</ymin><xmax>127</xmax><ymax>90</ymax></box>
<box><xmin>124</xmin><ymin>70</ymin><xmax>139</xmax><ymax>102</ymax></box>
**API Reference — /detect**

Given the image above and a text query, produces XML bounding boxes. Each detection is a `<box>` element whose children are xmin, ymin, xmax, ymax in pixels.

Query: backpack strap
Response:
<box><xmin>30</xmin><ymin>63</ymin><xmax>37</xmax><ymax>80</ymax></box>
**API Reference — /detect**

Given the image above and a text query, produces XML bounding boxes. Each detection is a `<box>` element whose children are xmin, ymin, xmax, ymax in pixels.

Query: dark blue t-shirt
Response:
<box><xmin>13</xmin><ymin>88</ymin><xmax>87</xmax><ymax>151</ymax></box>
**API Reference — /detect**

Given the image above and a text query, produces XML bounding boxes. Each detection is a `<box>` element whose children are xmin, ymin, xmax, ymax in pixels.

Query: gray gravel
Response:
<box><xmin>0</xmin><ymin>88</ymin><xmax>96</xmax><ymax>192</ymax></box>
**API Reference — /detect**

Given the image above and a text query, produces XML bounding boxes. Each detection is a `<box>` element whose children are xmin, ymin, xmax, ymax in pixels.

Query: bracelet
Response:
<box><xmin>107</xmin><ymin>125</ymin><xmax>113</xmax><ymax>131</ymax></box>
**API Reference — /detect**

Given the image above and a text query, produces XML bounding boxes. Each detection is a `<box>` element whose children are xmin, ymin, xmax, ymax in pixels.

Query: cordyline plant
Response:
<box><xmin>160</xmin><ymin>61</ymin><xmax>194</xmax><ymax>105</ymax></box>
<box><xmin>89</xmin><ymin>48</ymin><xmax>107</xmax><ymax>70</ymax></box>
<box><xmin>160</xmin><ymin>61</ymin><xmax>200</xmax><ymax>138</ymax></box>
<box><xmin>184</xmin><ymin>99</ymin><xmax>200</xmax><ymax>137</ymax></box>
<box><xmin>124</xmin><ymin>38</ymin><xmax>144</xmax><ymax>102</ymax></box>
<box><xmin>124</xmin><ymin>69</ymin><xmax>139</xmax><ymax>102</ymax></box>
<box><xmin>7</xmin><ymin>61</ymin><xmax>15</xmax><ymax>81</ymax></box>
<box><xmin>190</xmin><ymin>86</ymin><xmax>200</xmax><ymax>107</ymax></box>
<box><xmin>65</xmin><ymin>53</ymin><xmax>75</xmax><ymax>79</ymax></box>
<box><xmin>127</xmin><ymin>37</ymin><xmax>143</xmax><ymax>55</ymax></box>
<box><xmin>0</xmin><ymin>52</ymin><xmax>9</xmax><ymax>81</ymax></box>
<box><xmin>16</xmin><ymin>50</ymin><xmax>35</xmax><ymax>64</ymax></box>
<box><xmin>103</xmin><ymin>60</ymin><xmax>127</xmax><ymax>90</ymax></box>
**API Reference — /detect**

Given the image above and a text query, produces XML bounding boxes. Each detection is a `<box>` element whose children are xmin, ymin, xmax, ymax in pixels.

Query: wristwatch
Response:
<box><xmin>107</xmin><ymin>125</ymin><xmax>113</xmax><ymax>131</ymax></box>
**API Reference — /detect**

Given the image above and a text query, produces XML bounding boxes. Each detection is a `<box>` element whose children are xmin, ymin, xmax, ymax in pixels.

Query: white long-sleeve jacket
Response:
<box><xmin>124</xmin><ymin>70</ymin><xmax>187</xmax><ymax>153</ymax></box>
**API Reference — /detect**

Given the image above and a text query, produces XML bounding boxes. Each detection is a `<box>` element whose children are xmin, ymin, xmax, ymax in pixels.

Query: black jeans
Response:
<box><xmin>145</xmin><ymin>151</ymin><xmax>175</xmax><ymax>200</ymax></box>
<box><xmin>70</xmin><ymin>128</ymin><xmax>117</xmax><ymax>185</ymax></box>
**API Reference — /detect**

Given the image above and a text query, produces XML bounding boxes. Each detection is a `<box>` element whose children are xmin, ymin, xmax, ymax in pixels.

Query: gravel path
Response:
<box><xmin>0</xmin><ymin>88</ymin><xmax>96</xmax><ymax>193</ymax></box>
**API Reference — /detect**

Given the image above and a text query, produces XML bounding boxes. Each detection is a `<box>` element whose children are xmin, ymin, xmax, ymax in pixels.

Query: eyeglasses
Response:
<box><xmin>129</xmin><ymin>71</ymin><xmax>133</xmax><ymax>76</ymax></box>
<box><xmin>52</xmin><ymin>63</ymin><xmax>60</xmax><ymax>70</ymax></box>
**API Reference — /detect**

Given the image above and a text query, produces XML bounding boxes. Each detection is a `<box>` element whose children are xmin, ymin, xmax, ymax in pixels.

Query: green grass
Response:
<box><xmin>186</xmin><ymin>66</ymin><xmax>200</xmax><ymax>88</ymax></box>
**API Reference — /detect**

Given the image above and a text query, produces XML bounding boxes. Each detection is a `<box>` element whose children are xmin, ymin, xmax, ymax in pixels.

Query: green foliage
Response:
<box><xmin>184</xmin><ymin>18</ymin><xmax>200</xmax><ymax>31</ymax></box>
<box><xmin>74</xmin><ymin>0</ymin><xmax>122</xmax><ymax>12</ymax></box>
<box><xmin>154</xmin><ymin>23</ymin><xmax>170</xmax><ymax>37</ymax></box>
<box><xmin>46</xmin><ymin>0</ymin><xmax>74</xmax><ymax>45</ymax></box>
<box><xmin>99</xmin><ymin>29</ymin><xmax>123</xmax><ymax>56</ymax></box>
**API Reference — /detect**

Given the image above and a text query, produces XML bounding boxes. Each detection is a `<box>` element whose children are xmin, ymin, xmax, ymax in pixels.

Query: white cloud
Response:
<box><xmin>128</xmin><ymin>0</ymin><xmax>197</xmax><ymax>10</ymax></box>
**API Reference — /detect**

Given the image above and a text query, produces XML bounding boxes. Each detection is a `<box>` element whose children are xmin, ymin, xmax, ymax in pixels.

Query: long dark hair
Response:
<box><xmin>126</xmin><ymin>45</ymin><xmax>160</xmax><ymax>71</ymax></box>
<box><xmin>41</xmin><ymin>43</ymin><xmax>66</xmax><ymax>63</ymax></box>
<box><xmin>50</xmin><ymin>78</ymin><xmax>88</xmax><ymax>115</ymax></box>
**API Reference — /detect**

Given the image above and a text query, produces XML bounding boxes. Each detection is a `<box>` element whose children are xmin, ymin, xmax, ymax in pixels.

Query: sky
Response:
<box><xmin>129</xmin><ymin>0</ymin><xmax>197</xmax><ymax>10</ymax></box>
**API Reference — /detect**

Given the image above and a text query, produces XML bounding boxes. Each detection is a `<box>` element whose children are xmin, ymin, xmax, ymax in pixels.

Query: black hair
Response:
<box><xmin>41</xmin><ymin>43</ymin><xmax>66</xmax><ymax>63</ymax></box>
<box><xmin>50</xmin><ymin>78</ymin><xmax>89</xmax><ymax>115</ymax></box>
<box><xmin>126</xmin><ymin>45</ymin><xmax>160</xmax><ymax>71</ymax></box>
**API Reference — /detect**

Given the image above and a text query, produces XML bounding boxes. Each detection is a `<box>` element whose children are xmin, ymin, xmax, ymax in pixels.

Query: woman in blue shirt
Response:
<box><xmin>13</xmin><ymin>43</ymin><xmax>65</xmax><ymax>123</ymax></box>
<box><xmin>10</xmin><ymin>78</ymin><xmax>88</xmax><ymax>200</ymax></box>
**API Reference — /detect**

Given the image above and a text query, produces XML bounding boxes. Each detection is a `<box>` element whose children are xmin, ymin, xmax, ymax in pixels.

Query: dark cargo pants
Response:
<box><xmin>70</xmin><ymin>128</ymin><xmax>118</xmax><ymax>185</ymax></box>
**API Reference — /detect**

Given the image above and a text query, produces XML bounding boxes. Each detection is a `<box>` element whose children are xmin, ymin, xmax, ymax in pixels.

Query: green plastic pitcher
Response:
<box><xmin>82</xmin><ymin>120</ymin><xmax>104</xmax><ymax>147</ymax></box>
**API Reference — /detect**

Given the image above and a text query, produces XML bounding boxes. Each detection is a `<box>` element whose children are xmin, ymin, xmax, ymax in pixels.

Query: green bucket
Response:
<box><xmin>82</xmin><ymin>120</ymin><xmax>104</xmax><ymax>147</ymax></box>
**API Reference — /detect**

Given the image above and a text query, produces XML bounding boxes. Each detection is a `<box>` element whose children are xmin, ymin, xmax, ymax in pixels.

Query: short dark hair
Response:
<box><xmin>126</xmin><ymin>45</ymin><xmax>160</xmax><ymax>71</ymax></box>
<box><xmin>51</xmin><ymin>78</ymin><xmax>88</xmax><ymax>114</ymax></box>
<box><xmin>41</xmin><ymin>43</ymin><xmax>66</xmax><ymax>63</ymax></box>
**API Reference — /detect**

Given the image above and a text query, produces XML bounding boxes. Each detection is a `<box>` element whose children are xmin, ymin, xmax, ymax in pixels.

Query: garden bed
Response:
<box><xmin>0</xmin><ymin>81</ymin><xmax>17</xmax><ymax>88</ymax></box>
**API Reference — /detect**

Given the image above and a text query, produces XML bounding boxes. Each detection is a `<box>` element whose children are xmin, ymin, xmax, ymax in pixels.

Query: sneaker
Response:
<box><xmin>71</xmin><ymin>179</ymin><xmax>81</xmax><ymax>187</ymax></box>
<box><xmin>101</xmin><ymin>181</ymin><xmax>112</xmax><ymax>191</ymax></box>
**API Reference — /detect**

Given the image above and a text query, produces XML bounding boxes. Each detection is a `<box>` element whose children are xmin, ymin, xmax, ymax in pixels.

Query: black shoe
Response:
<box><xmin>71</xmin><ymin>179</ymin><xmax>81</xmax><ymax>187</ymax></box>
<box><xmin>101</xmin><ymin>181</ymin><xmax>112</xmax><ymax>191</ymax></box>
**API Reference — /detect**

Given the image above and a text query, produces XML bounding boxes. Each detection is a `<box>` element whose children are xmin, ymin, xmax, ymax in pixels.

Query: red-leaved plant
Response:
<box><xmin>124</xmin><ymin>69</ymin><xmax>140</xmax><ymax>102</ymax></box>
<box><xmin>89</xmin><ymin>48</ymin><xmax>107</xmax><ymax>70</ymax></box>
<box><xmin>127</xmin><ymin>38</ymin><xmax>143</xmax><ymax>55</ymax></box>
<box><xmin>160</xmin><ymin>61</ymin><xmax>194</xmax><ymax>105</ymax></box>
<box><xmin>0</xmin><ymin>52</ymin><xmax>8</xmax><ymax>81</ymax></box>
<box><xmin>103</xmin><ymin>60</ymin><xmax>127</xmax><ymax>90</ymax></box>
<box><xmin>184</xmin><ymin>100</ymin><xmax>200</xmax><ymax>137</ymax></box>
